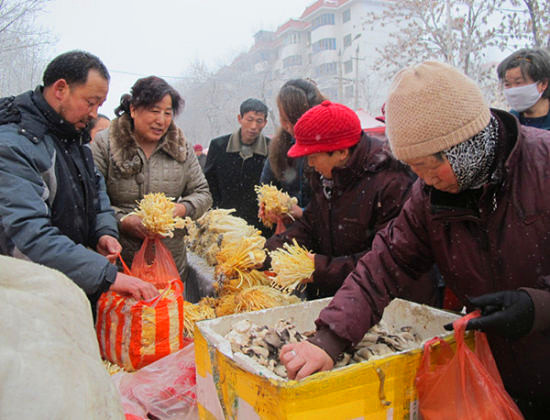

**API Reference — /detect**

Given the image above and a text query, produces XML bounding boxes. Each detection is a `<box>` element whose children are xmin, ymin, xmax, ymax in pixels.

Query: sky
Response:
<box><xmin>38</xmin><ymin>0</ymin><xmax>315</xmax><ymax>117</ymax></box>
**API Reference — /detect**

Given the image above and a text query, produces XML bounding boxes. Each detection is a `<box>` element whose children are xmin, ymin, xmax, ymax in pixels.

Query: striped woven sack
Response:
<box><xmin>96</xmin><ymin>280</ymin><xmax>188</xmax><ymax>371</ymax></box>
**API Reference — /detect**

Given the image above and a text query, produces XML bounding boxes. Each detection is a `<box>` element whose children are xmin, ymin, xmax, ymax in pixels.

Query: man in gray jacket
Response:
<box><xmin>0</xmin><ymin>50</ymin><xmax>158</xmax><ymax>311</ymax></box>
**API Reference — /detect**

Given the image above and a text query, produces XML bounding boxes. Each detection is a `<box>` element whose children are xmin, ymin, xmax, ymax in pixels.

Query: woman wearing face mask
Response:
<box><xmin>497</xmin><ymin>48</ymin><xmax>550</xmax><ymax>130</ymax></box>
<box><xmin>91</xmin><ymin>76</ymin><xmax>212</xmax><ymax>294</ymax></box>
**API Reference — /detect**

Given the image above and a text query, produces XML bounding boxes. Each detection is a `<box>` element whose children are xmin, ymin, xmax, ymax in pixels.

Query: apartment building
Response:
<box><xmin>250</xmin><ymin>0</ymin><xmax>390</xmax><ymax>112</ymax></box>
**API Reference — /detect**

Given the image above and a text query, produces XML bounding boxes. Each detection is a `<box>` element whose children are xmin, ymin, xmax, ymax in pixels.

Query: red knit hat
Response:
<box><xmin>288</xmin><ymin>100</ymin><xmax>362</xmax><ymax>158</ymax></box>
<box><xmin>193</xmin><ymin>144</ymin><xmax>203</xmax><ymax>152</ymax></box>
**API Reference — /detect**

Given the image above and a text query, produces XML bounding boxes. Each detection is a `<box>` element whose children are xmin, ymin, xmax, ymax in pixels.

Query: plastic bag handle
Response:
<box><xmin>117</xmin><ymin>253</ymin><xmax>132</xmax><ymax>275</ymax></box>
<box><xmin>143</xmin><ymin>278</ymin><xmax>179</xmax><ymax>307</ymax></box>
<box><xmin>450</xmin><ymin>310</ymin><xmax>481</xmax><ymax>350</ymax></box>
<box><xmin>420</xmin><ymin>311</ymin><xmax>481</xmax><ymax>371</ymax></box>
<box><xmin>421</xmin><ymin>336</ymin><xmax>452</xmax><ymax>372</ymax></box>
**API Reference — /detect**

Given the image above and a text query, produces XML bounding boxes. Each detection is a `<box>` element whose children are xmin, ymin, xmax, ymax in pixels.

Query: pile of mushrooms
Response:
<box><xmin>225</xmin><ymin>319</ymin><xmax>422</xmax><ymax>379</ymax></box>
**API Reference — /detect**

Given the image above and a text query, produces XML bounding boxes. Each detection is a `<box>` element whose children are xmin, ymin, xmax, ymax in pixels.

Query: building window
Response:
<box><xmin>312</xmin><ymin>13</ymin><xmax>335</xmax><ymax>30</ymax></box>
<box><xmin>283</xmin><ymin>55</ymin><xmax>303</xmax><ymax>68</ymax></box>
<box><xmin>345</xmin><ymin>85</ymin><xmax>354</xmax><ymax>98</ymax></box>
<box><xmin>344</xmin><ymin>59</ymin><xmax>353</xmax><ymax>74</ymax></box>
<box><xmin>312</xmin><ymin>38</ymin><xmax>337</xmax><ymax>54</ymax></box>
<box><xmin>284</xmin><ymin>32</ymin><xmax>300</xmax><ymax>45</ymax></box>
<box><xmin>343</xmin><ymin>9</ymin><xmax>351</xmax><ymax>23</ymax></box>
<box><xmin>314</xmin><ymin>62</ymin><xmax>337</xmax><ymax>77</ymax></box>
<box><xmin>343</xmin><ymin>34</ymin><xmax>352</xmax><ymax>48</ymax></box>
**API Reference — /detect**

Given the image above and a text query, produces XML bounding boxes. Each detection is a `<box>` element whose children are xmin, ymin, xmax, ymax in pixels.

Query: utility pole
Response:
<box><xmin>337</xmin><ymin>49</ymin><xmax>344</xmax><ymax>101</ymax></box>
<box><xmin>353</xmin><ymin>45</ymin><xmax>363</xmax><ymax>109</ymax></box>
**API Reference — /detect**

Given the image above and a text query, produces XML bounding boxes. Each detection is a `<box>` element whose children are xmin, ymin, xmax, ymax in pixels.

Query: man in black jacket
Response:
<box><xmin>204</xmin><ymin>98</ymin><xmax>270</xmax><ymax>233</ymax></box>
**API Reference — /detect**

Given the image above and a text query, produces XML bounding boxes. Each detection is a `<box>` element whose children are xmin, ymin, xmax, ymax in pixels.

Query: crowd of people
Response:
<box><xmin>0</xmin><ymin>47</ymin><xmax>549</xmax><ymax>417</ymax></box>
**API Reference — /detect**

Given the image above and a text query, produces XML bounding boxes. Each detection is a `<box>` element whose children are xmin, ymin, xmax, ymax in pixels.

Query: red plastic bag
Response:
<box><xmin>112</xmin><ymin>343</ymin><xmax>197</xmax><ymax>420</ymax></box>
<box><xmin>131</xmin><ymin>236</ymin><xmax>182</xmax><ymax>290</ymax></box>
<box><xmin>416</xmin><ymin>311</ymin><xmax>523</xmax><ymax>420</ymax></box>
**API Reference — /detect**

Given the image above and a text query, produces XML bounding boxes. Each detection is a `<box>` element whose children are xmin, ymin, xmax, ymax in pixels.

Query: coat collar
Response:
<box><xmin>226</xmin><ymin>128</ymin><xmax>268</xmax><ymax>158</ymax></box>
<box><xmin>427</xmin><ymin>109</ymin><xmax>523</xmax><ymax>220</ymax></box>
<box><xmin>108</xmin><ymin>113</ymin><xmax>188</xmax><ymax>176</ymax></box>
<box><xmin>330</xmin><ymin>134</ymin><xmax>396</xmax><ymax>188</ymax></box>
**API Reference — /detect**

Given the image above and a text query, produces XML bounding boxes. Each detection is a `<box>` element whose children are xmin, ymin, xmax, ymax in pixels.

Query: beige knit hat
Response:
<box><xmin>385</xmin><ymin>61</ymin><xmax>491</xmax><ymax>161</ymax></box>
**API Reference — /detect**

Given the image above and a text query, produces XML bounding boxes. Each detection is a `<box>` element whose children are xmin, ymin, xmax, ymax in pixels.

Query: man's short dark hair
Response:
<box><xmin>497</xmin><ymin>48</ymin><xmax>550</xmax><ymax>99</ymax></box>
<box><xmin>43</xmin><ymin>50</ymin><xmax>110</xmax><ymax>87</ymax></box>
<box><xmin>240</xmin><ymin>98</ymin><xmax>268</xmax><ymax>118</ymax></box>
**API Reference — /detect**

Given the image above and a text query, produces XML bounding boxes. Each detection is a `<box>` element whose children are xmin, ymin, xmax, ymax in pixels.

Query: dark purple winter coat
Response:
<box><xmin>267</xmin><ymin>133</ymin><xmax>432</xmax><ymax>300</ymax></box>
<box><xmin>312</xmin><ymin>110</ymin><xmax>550</xmax><ymax>404</ymax></box>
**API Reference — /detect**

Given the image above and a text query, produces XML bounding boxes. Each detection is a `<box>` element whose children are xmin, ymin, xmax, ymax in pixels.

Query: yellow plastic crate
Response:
<box><xmin>195</xmin><ymin>298</ymin><xmax>468</xmax><ymax>420</ymax></box>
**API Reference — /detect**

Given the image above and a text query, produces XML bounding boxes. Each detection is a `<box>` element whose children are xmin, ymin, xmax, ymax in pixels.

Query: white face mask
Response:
<box><xmin>503</xmin><ymin>83</ymin><xmax>542</xmax><ymax>112</ymax></box>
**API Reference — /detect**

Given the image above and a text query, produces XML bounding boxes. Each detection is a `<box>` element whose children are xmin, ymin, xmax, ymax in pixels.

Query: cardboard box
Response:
<box><xmin>195</xmin><ymin>298</ymin><xmax>465</xmax><ymax>420</ymax></box>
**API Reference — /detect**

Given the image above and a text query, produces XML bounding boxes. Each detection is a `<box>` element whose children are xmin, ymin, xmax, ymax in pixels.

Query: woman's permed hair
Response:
<box><xmin>114</xmin><ymin>76</ymin><xmax>184</xmax><ymax>117</ymax></box>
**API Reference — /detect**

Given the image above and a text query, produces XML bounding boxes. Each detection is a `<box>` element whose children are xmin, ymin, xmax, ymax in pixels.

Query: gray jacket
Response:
<box><xmin>92</xmin><ymin>114</ymin><xmax>212</xmax><ymax>281</ymax></box>
<box><xmin>0</xmin><ymin>89</ymin><xmax>119</xmax><ymax>302</ymax></box>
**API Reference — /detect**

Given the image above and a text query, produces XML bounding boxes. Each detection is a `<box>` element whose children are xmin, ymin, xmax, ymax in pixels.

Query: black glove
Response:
<box><xmin>443</xmin><ymin>290</ymin><xmax>534</xmax><ymax>340</ymax></box>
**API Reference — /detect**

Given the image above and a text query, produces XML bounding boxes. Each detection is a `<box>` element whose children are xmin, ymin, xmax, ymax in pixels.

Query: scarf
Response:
<box><xmin>321</xmin><ymin>176</ymin><xmax>334</xmax><ymax>200</ymax></box>
<box><xmin>444</xmin><ymin>115</ymin><xmax>499</xmax><ymax>191</ymax></box>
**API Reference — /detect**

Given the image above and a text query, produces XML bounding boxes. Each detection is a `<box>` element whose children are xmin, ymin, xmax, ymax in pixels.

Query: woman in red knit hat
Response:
<box><xmin>266</xmin><ymin>100</ymin><xmax>438</xmax><ymax>303</ymax></box>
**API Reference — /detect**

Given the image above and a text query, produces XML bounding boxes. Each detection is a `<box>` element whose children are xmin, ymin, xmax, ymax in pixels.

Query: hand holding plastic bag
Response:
<box><xmin>416</xmin><ymin>311</ymin><xmax>524</xmax><ymax>420</ymax></box>
<box><xmin>112</xmin><ymin>343</ymin><xmax>197</xmax><ymax>420</ymax></box>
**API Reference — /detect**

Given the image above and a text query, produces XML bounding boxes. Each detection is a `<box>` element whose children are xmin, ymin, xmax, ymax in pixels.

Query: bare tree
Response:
<box><xmin>363</xmin><ymin>0</ymin><xmax>515</xmax><ymax>80</ymax></box>
<box><xmin>507</xmin><ymin>0</ymin><xmax>550</xmax><ymax>48</ymax></box>
<box><xmin>176</xmin><ymin>53</ymin><xmax>282</xmax><ymax>147</ymax></box>
<box><xmin>0</xmin><ymin>0</ymin><xmax>52</xmax><ymax>96</ymax></box>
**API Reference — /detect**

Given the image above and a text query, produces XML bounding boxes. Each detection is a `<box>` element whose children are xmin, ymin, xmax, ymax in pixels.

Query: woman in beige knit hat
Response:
<box><xmin>280</xmin><ymin>61</ymin><xmax>550</xmax><ymax>417</ymax></box>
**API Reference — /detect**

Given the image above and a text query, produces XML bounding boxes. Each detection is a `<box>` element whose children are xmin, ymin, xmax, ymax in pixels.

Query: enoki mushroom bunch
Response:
<box><xmin>269</xmin><ymin>239</ymin><xmax>314</xmax><ymax>293</ymax></box>
<box><xmin>255</xmin><ymin>184</ymin><xmax>298</xmax><ymax>228</ymax></box>
<box><xmin>124</xmin><ymin>192</ymin><xmax>185</xmax><ymax>237</ymax></box>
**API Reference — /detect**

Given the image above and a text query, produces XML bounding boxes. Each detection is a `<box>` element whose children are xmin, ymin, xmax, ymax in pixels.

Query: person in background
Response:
<box><xmin>193</xmin><ymin>143</ymin><xmax>206</xmax><ymax>170</ymax></box>
<box><xmin>91</xmin><ymin>76</ymin><xmax>212</xmax><ymax>289</ymax></box>
<box><xmin>204</xmin><ymin>98</ymin><xmax>270</xmax><ymax>233</ymax></box>
<box><xmin>0</xmin><ymin>50</ymin><xmax>158</xmax><ymax>311</ymax></box>
<box><xmin>259</xmin><ymin>79</ymin><xmax>325</xmax><ymax>229</ymax></box>
<box><xmin>89</xmin><ymin>113</ymin><xmax>110</xmax><ymax>140</ymax></box>
<box><xmin>266</xmin><ymin>100</ymin><xmax>438</xmax><ymax>303</ymax></box>
<box><xmin>497</xmin><ymin>47</ymin><xmax>550</xmax><ymax>130</ymax></box>
<box><xmin>280</xmin><ymin>61</ymin><xmax>550</xmax><ymax>418</ymax></box>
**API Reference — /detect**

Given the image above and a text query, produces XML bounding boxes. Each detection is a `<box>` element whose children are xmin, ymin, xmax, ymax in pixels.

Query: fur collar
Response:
<box><xmin>108</xmin><ymin>113</ymin><xmax>188</xmax><ymax>176</ymax></box>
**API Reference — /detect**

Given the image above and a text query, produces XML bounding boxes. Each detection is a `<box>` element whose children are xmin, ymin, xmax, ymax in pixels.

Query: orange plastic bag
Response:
<box><xmin>131</xmin><ymin>236</ymin><xmax>181</xmax><ymax>290</ymax></box>
<box><xmin>415</xmin><ymin>311</ymin><xmax>523</xmax><ymax>420</ymax></box>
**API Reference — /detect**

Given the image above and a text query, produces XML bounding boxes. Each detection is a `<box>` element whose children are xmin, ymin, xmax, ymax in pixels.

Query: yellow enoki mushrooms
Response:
<box><xmin>180</xmin><ymin>209</ymin><xmax>306</xmax><ymax>321</ymax></box>
<box><xmin>215</xmin><ymin>236</ymin><xmax>266</xmax><ymax>286</ymax></box>
<box><xmin>124</xmin><ymin>192</ymin><xmax>186</xmax><ymax>237</ymax></box>
<box><xmin>184</xmin><ymin>209</ymin><xmax>262</xmax><ymax>264</ymax></box>
<box><xmin>215</xmin><ymin>293</ymin><xmax>240</xmax><ymax>317</ymax></box>
<box><xmin>216</xmin><ymin>269</ymin><xmax>270</xmax><ymax>296</ymax></box>
<box><xmin>235</xmin><ymin>286</ymin><xmax>300</xmax><ymax>312</ymax></box>
<box><xmin>183</xmin><ymin>300</ymin><xmax>216</xmax><ymax>337</ymax></box>
<box><xmin>270</xmin><ymin>239</ymin><xmax>315</xmax><ymax>293</ymax></box>
<box><xmin>255</xmin><ymin>184</ymin><xmax>298</xmax><ymax>228</ymax></box>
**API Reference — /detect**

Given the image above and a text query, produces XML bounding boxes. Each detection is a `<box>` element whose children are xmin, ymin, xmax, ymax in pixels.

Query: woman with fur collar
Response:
<box><xmin>91</xmin><ymin>76</ymin><xmax>212</xmax><ymax>291</ymax></box>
